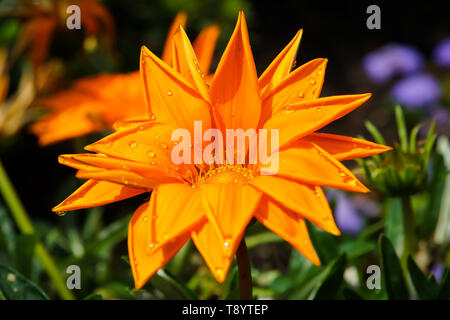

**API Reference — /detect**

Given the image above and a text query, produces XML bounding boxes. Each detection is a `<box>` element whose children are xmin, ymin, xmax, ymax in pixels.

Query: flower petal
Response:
<box><xmin>76</xmin><ymin>169</ymin><xmax>161</xmax><ymax>189</ymax></box>
<box><xmin>265</xmin><ymin>141</ymin><xmax>369</xmax><ymax>192</ymax></box>
<box><xmin>250</xmin><ymin>175</ymin><xmax>340</xmax><ymax>235</ymax></box>
<box><xmin>30</xmin><ymin>104</ymin><xmax>103</xmax><ymax>146</ymax></box>
<box><xmin>58</xmin><ymin>153</ymin><xmax>184</xmax><ymax>183</ymax></box>
<box><xmin>128</xmin><ymin>201</ymin><xmax>190</xmax><ymax>290</ymax></box>
<box><xmin>192</xmin><ymin>25</ymin><xmax>220</xmax><ymax>75</ymax></box>
<box><xmin>191</xmin><ymin>183</ymin><xmax>261</xmax><ymax>282</ymax></box>
<box><xmin>140</xmin><ymin>46</ymin><xmax>212</xmax><ymax>133</ymax></box>
<box><xmin>263</xmin><ymin>93</ymin><xmax>371</xmax><ymax>148</ymax></box>
<box><xmin>255</xmin><ymin>198</ymin><xmax>320</xmax><ymax>265</ymax></box>
<box><xmin>85</xmin><ymin>122</ymin><xmax>181</xmax><ymax>169</ymax></box>
<box><xmin>259</xmin><ymin>29</ymin><xmax>303</xmax><ymax>97</ymax></box>
<box><xmin>52</xmin><ymin>180</ymin><xmax>144</xmax><ymax>212</ymax></box>
<box><xmin>171</xmin><ymin>26</ymin><xmax>211</xmax><ymax>103</ymax></box>
<box><xmin>209</xmin><ymin>11</ymin><xmax>261</xmax><ymax>132</ymax></box>
<box><xmin>161</xmin><ymin>12</ymin><xmax>187</xmax><ymax>65</ymax></box>
<box><xmin>302</xmin><ymin>133</ymin><xmax>392</xmax><ymax>160</ymax></box>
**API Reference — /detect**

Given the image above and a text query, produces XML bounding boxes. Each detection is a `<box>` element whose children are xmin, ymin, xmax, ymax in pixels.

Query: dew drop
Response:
<box><xmin>57</xmin><ymin>211</ymin><xmax>67</xmax><ymax>217</ymax></box>
<box><xmin>297</xmin><ymin>91</ymin><xmax>305</xmax><ymax>98</ymax></box>
<box><xmin>316</xmin><ymin>107</ymin><xmax>322</xmax><ymax>112</ymax></box>
<box><xmin>148</xmin><ymin>151</ymin><xmax>156</xmax><ymax>158</ymax></box>
<box><xmin>143</xmin><ymin>216</ymin><xmax>148</xmax><ymax>222</ymax></box>
<box><xmin>129</xmin><ymin>141</ymin><xmax>137</xmax><ymax>148</ymax></box>
<box><xmin>161</xmin><ymin>143</ymin><xmax>168</xmax><ymax>149</ymax></box>
<box><xmin>149</xmin><ymin>113</ymin><xmax>156</xmax><ymax>121</ymax></box>
<box><xmin>134</xmin><ymin>260</ymin><xmax>139</xmax><ymax>265</ymax></box>
<box><xmin>309</xmin><ymin>78</ymin><xmax>316</xmax><ymax>85</ymax></box>
<box><xmin>149</xmin><ymin>243</ymin><xmax>154</xmax><ymax>249</ymax></box>
<box><xmin>167</xmin><ymin>90</ymin><xmax>173</xmax><ymax>96</ymax></box>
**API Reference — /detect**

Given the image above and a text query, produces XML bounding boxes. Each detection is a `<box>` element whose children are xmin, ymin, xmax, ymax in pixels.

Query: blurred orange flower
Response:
<box><xmin>53</xmin><ymin>12</ymin><xmax>390</xmax><ymax>289</ymax></box>
<box><xmin>30</xmin><ymin>12</ymin><xmax>220</xmax><ymax>145</ymax></box>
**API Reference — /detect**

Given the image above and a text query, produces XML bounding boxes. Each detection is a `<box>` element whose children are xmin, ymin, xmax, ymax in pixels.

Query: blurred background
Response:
<box><xmin>0</xmin><ymin>0</ymin><xmax>448</xmax><ymax>300</ymax></box>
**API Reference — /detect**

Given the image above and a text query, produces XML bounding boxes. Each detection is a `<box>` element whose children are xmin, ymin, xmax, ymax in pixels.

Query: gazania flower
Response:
<box><xmin>53</xmin><ymin>12</ymin><xmax>390</xmax><ymax>289</ymax></box>
<box><xmin>30</xmin><ymin>12</ymin><xmax>220</xmax><ymax>145</ymax></box>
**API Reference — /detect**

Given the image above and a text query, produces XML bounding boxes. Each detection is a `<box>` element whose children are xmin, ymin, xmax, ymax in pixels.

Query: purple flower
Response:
<box><xmin>431</xmin><ymin>263</ymin><xmax>445</xmax><ymax>284</ymax></box>
<box><xmin>433</xmin><ymin>37</ymin><xmax>450</xmax><ymax>67</ymax></box>
<box><xmin>334</xmin><ymin>193</ymin><xmax>364</xmax><ymax>235</ymax></box>
<box><xmin>391</xmin><ymin>73</ymin><xmax>441</xmax><ymax>109</ymax></box>
<box><xmin>363</xmin><ymin>44</ymin><xmax>424</xmax><ymax>83</ymax></box>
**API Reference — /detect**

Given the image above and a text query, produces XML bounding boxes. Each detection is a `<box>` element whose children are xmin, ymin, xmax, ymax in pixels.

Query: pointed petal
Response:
<box><xmin>85</xmin><ymin>122</ymin><xmax>181</xmax><ymax>169</ymax></box>
<box><xmin>52</xmin><ymin>180</ymin><xmax>144</xmax><ymax>212</ymax></box>
<box><xmin>58</xmin><ymin>153</ymin><xmax>183</xmax><ymax>183</ymax></box>
<box><xmin>161</xmin><ymin>12</ymin><xmax>187</xmax><ymax>65</ymax></box>
<box><xmin>76</xmin><ymin>169</ymin><xmax>162</xmax><ymax>189</ymax></box>
<box><xmin>259</xmin><ymin>29</ymin><xmax>303</xmax><ymax>96</ymax></box>
<box><xmin>263</xmin><ymin>93</ymin><xmax>372</xmax><ymax>148</ymax></box>
<box><xmin>209</xmin><ymin>11</ymin><xmax>261</xmax><ymax>131</ymax></box>
<box><xmin>264</xmin><ymin>141</ymin><xmax>369</xmax><ymax>192</ymax></box>
<box><xmin>192</xmin><ymin>183</ymin><xmax>261</xmax><ymax>282</ymax></box>
<box><xmin>30</xmin><ymin>105</ymin><xmax>102</xmax><ymax>146</ymax></box>
<box><xmin>150</xmin><ymin>183</ymin><xmax>206</xmax><ymax>251</ymax></box>
<box><xmin>192</xmin><ymin>25</ymin><xmax>220</xmax><ymax>75</ymax></box>
<box><xmin>259</xmin><ymin>59</ymin><xmax>327</xmax><ymax>125</ymax></box>
<box><xmin>112</xmin><ymin>117</ymin><xmax>152</xmax><ymax>131</ymax></box>
<box><xmin>171</xmin><ymin>26</ymin><xmax>211</xmax><ymax>102</ymax></box>
<box><xmin>302</xmin><ymin>133</ymin><xmax>392</xmax><ymax>160</ymax></box>
<box><xmin>140</xmin><ymin>46</ymin><xmax>212</xmax><ymax>133</ymax></box>
<box><xmin>128</xmin><ymin>200</ymin><xmax>190</xmax><ymax>290</ymax></box>
<box><xmin>255</xmin><ymin>198</ymin><xmax>320</xmax><ymax>265</ymax></box>
<box><xmin>250</xmin><ymin>176</ymin><xmax>340</xmax><ymax>235</ymax></box>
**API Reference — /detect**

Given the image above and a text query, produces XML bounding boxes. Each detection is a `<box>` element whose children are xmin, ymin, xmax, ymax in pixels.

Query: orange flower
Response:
<box><xmin>30</xmin><ymin>12</ymin><xmax>220</xmax><ymax>145</ymax></box>
<box><xmin>53</xmin><ymin>12</ymin><xmax>391</xmax><ymax>289</ymax></box>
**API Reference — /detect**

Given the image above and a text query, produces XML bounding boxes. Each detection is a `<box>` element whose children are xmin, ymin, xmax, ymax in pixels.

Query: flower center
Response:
<box><xmin>198</xmin><ymin>165</ymin><xmax>255</xmax><ymax>185</ymax></box>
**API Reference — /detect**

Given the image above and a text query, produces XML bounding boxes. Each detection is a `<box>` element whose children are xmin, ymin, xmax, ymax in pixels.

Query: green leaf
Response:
<box><xmin>14</xmin><ymin>234</ymin><xmax>38</xmax><ymax>278</ymax></box>
<box><xmin>313</xmin><ymin>254</ymin><xmax>347</xmax><ymax>300</ymax></box>
<box><xmin>147</xmin><ymin>269</ymin><xmax>197</xmax><ymax>299</ymax></box>
<box><xmin>245</xmin><ymin>231</ymin><xmax>283</xmax><ymax>249</ymax></box>
<box><xmin>338</xmin><ymin>241</ymin><xmax>375</xmax><ymax>260</ymax></box>
<box><xmin>379</xmin><ymin>235</ymin><xmax>409</xmax><ymax>300</ymax></box>
<box><xmin>365</xmin><ymin>120</ymin><xmax>387</xmax><ymax>145</ymax></box>
<box><xmin>394</xmin><ymin>105</ymin><xmax>408</xmax><ymax>153</ymax></box>
<box><xmin>409</xmin><ymin>123</ymin><xmax>423</xmax><ymax>153</ymax></box>
<box><xmin>0</xmin><ymin>206</ymin><xmax>16</xmax><ymax>260</ymax></box>
<box><xmin>0</xmin><ymin>264</ymin><xmax>49</xmax><ymax>300</ymax></box>
<box><xmin>407</xmin><ymin>256</ymin><xmax>439</xmax><ymax>299</ymax></box>
<box><xmin>223</xmin><ymin>267</ymin><xmax>240</xmax><ymax>299</ymax></box>
<box><xmin>422</xmin><ymin>119</ymin><xmax>436</xmax><ymax>168</ymax></box>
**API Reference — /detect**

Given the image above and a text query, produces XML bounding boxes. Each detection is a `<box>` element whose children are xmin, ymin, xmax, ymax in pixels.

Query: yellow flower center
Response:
<box><xmin>197</xmin><ymin>165</ymin><xmax>255</xmax><ymax>185</ymax></box>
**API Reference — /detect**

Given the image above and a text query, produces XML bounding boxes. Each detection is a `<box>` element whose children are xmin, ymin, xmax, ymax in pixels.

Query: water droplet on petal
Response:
<box><xmin>297</xmin><ymin>91</ymin><xmax>305</xmax><ymax>98</ymax></box>
<box><xmin>316</xmin><ymin>107</ymin><xmax>322</xmax><ymax>112</ymax></box>
<box><xmin>161</xmin><ymin>143</ymin><xmax>168</xmax><ymax>149</ymax></box>
<box><xmin>149</xmin><ymin>243</ymin><xmax>154</xmax><ymax>248</ymax></box>
<box><xmin>143</xmin><ymin>216</ymin><xmax>148</xmax><ymax>221</ymax></box>
<box><xmin>150</xmin><ymin>113</ymin><xmax>156</xmax><ymax>121</ymax></box>
<box><xmin>148</xmin><ymin>151</ymin><xmax>156</xmax><ymax>158</ymax></box>
<box><xmin>129</xmin><ymin>141</ymin><xmax>137</xmax><ymax>148</ymax></box>
<box><xmin>167</xmin><ymin>90</ymin><xmax>173</xmax><ymax>96</ymax></box>
<box><xmin>309</xmin><ymin>78</ymin><xmax>316</xmax><ymax>85</ymax></box>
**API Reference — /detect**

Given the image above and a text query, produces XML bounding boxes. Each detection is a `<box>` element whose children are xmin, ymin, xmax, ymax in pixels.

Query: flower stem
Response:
<box><xmin>401</xmin><ymin>196</ymin><xmax>416</xmax><ymax>268</ymax></box>
<box><xmin>236</xmin><ymin>238</ymin><xmax>252</xmax><ymax>300</ymax></box>
<box><xmin>0</xmin><ymin>159</ymin><xmax>75</xmax><ymax>300</ymax></box>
